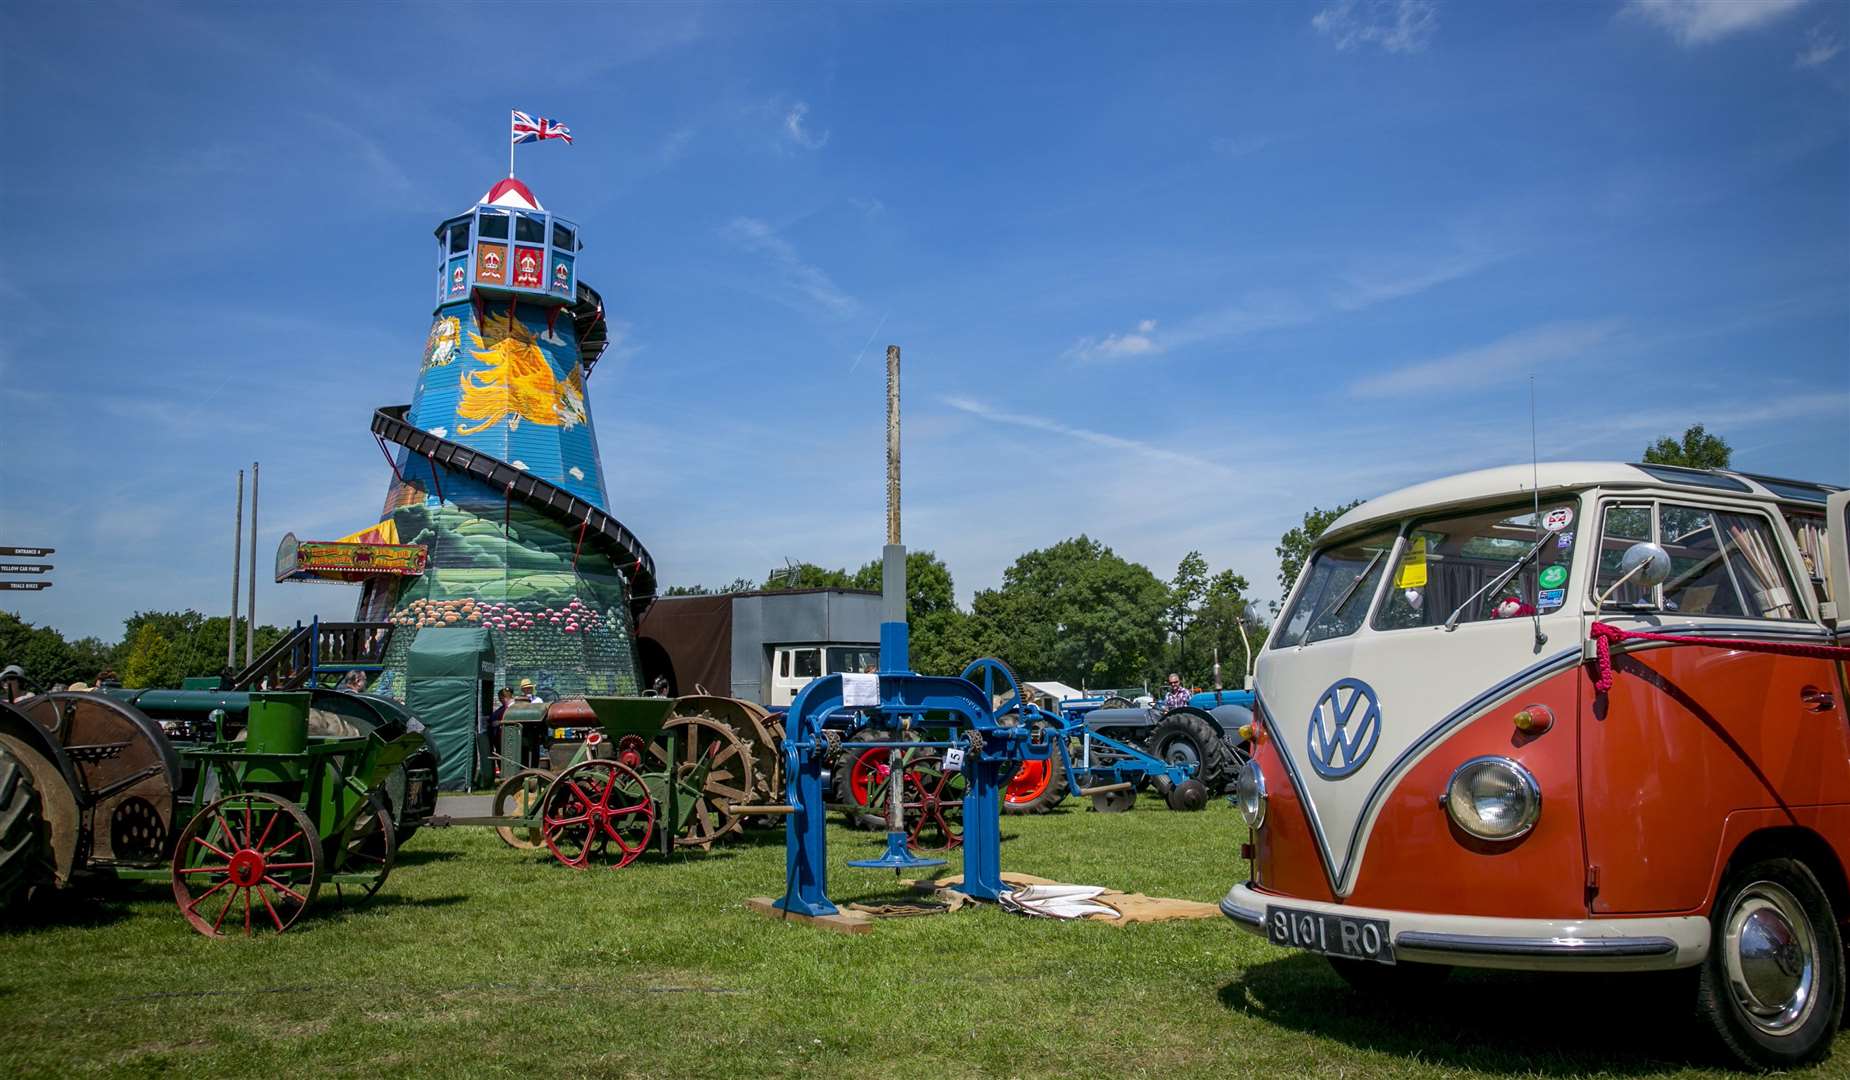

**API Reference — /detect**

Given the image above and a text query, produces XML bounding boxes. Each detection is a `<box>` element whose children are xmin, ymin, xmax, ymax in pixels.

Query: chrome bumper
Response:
<box><xmin>1223</xmin><ymin>882</ymin><xmax>1708</xmax><ymax>972</ymax></box>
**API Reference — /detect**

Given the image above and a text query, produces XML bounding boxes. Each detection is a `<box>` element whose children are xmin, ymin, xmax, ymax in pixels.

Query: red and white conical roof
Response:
<box><xmin>477</xmin><ymin>178</ymin><xmax>545</xmax><ymax>212</ymax></box>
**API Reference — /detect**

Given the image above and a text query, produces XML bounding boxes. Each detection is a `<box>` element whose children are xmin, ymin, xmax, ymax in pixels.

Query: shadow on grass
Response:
<box><xmin>0</xmin><ymin>890</ymin><xmax>140</xmax><ymax>934</ymax></box>
<box><xmin>1218</xmin><ymin>954</ymin><xmax>1719</xmax><ymax>1075</ymax></box>
<box><xmin>393</xmin><ymin>847</ymin><xmax>463</xmax><ymax>867</ymax></box>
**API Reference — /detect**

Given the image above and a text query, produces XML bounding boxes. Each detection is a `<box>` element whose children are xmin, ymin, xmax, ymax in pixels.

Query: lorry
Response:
<box><xmin>635</xmin><ymin>588</ymin><xmax>881</xmax><ymax>707</ymax></box>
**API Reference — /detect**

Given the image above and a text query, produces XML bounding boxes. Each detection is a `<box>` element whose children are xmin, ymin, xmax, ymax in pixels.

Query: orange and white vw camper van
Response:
<box><xmin>1223</xmin><ymin>463</ymin><xmax>1848</xmax><ymax>1068</ymax></box>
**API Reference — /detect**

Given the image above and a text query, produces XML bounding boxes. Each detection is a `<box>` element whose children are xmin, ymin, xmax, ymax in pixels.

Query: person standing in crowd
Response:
<box><xmin>1162</xmin><ymin>672</ymin><xmax>1190</xmax><ymax>710</ymax></box>
<box><xmin>486</xmin><ymin>687</ymin><xmax>515</xmax><ymax>780</ymax></box>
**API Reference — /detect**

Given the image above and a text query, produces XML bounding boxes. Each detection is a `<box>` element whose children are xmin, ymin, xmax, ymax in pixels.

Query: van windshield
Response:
<box><xmin>1375</xmin><ymin>500</ymin><xmax>1579</xmax><ymax>630</ymax></box>
<box><xmin>1274</xmin><ymin>529</ymin><xmax>1396</xmax><ymax>648</ymax></box>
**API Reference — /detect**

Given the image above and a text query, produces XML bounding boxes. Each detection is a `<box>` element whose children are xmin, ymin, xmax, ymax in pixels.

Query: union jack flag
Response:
<box><xmin>511</xmin><ymin>111</ymin><xmax>573</xmax><ymax>146</ymax></box>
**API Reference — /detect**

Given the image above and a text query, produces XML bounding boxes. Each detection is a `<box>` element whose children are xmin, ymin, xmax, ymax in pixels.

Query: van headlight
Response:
<box><xmin>1444</xmin><ymin>756</ymin><xmax>1540</xmax><ymax>841</ymax></box>
<box><xmin>1234</xmin><ymin>759</ymin><xmax>1267</xmax><ymax>828</ymax></box>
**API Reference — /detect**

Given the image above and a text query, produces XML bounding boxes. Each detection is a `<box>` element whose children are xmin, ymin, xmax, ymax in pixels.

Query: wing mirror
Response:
<box><xmin>1597</xmin><ymin>541</ymin><xmax>1672</xmax><ymax>608</ymax></box>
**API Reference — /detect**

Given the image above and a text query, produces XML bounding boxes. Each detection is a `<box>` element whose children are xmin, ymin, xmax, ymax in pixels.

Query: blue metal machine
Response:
<box><xmin>774</xmin><ymin>617</ymin><xmax>1051</xmax><ymax>917</ymax></box>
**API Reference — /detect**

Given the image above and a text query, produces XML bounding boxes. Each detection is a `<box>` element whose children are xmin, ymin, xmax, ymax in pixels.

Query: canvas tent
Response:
<box><xmin>405</xmin><ymin>627</ymin><xmax>496</xmax><ymax>790</ymax></box>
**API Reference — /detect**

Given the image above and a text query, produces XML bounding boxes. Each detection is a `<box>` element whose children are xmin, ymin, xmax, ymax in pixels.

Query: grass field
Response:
<box><xmin>1</xmin><ymin>796</ymin><xmax>1841</xmax><ymax>1079</ymax></box>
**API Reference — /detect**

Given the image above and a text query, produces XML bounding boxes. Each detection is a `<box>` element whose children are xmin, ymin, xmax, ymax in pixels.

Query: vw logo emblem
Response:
<box><xmin>1307</xmin><ymin>678</ymin><xmax>1381</xmax><ymax>779</ymax></box>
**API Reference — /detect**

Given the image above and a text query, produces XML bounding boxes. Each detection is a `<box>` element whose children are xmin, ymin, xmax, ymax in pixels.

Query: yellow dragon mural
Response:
<box><xmin>456</xmin><ymin>311</ymin><xmax>588</xmax><ymax>435</ymax></box>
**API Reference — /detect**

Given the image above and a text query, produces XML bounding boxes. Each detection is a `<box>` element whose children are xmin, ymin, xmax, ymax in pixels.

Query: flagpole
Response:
<box><xmin>508</xmin><ymin>111</ymin><xmax>515</xmax><ymax>178</ymax></box>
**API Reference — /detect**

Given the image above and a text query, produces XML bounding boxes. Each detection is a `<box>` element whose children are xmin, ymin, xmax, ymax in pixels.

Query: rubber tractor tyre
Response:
<box><xmin>0</xmin><ymin>743</ymin><xmax>52</xmax><ymax>911</ymax></box>
<box><xmin>832</xmin><ymin>726</ymin><xmax>917</xmax><ymax>830</ymax></box>
<box><xmin>1001</xmin><ymin>724</ymin><xmax>1069</xmax><ymax>815</ymax></box>
<box><xmin>1148</xmin><ymin>710</ymin><xmax>1237</xmax><ymax>795</ymax></box>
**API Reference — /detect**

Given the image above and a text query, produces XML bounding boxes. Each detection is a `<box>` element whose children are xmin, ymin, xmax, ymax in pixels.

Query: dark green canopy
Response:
<box><xmin>406</xmin><ymin>628</ymin><xmax>495</xmax><ymax>790</ymax></box>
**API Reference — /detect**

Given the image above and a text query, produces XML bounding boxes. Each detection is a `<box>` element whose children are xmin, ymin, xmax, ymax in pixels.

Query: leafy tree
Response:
<box><xmin>1193</xmin><ymin>570</ymin><xmax>1262</xmax><ymax>688</ymax></box>
<box><xmin>1166</xmin><ymin>551</ymin><xmax>1209</xmax><ymax>675</ymax></box>
<box><xmin>966</xmin><ymin>536</ymin><xmax>1167</xmax><ymax>688</ymax></box>
<box><xmin>0</xmin><ymin>611</ymin><xmax>87</xmax><ymax>686</ymax></box>
<box><xmin>850</xmin><ymin>549</ymin><xmax>955</xmax><ymax>616</ymax></box>
<box><xmin>663</xmin><ymin>577</ymin><xmax>756</xmax><ymax>597</ymax></box>
<box><xmin>1643</xmin><ymin>424</ymin><xmax>1732</xmax><ymax>470</ymax></box>
<box><xmin>761</xmin><ymin>563</ymin><xmax>852</xmax><ymax>590</ymax></box>
<box><xmin>1276</xmin><ymin>501</ymin><xmax>1361</xmax><ymax>600</ymax></box>
<box><xmin>850</xmin><ymin>551</ymin><xmax>964</xmax><ymax>674</ymax></box>
<box><xmin>118</xmin><ymin>611</ymin><xmax>287</xmax><ymax>683</ymax></box>
<box><xmin>120</xmin><ymin>623</ymin><xmax>181</xmax><ymax>689</ymax></box>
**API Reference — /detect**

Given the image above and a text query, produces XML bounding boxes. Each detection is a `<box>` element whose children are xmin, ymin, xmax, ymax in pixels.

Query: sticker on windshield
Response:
<box><xmin>1537</xmin><ymin>587</ymin><xmax>1565</xmax><ymax>609</ymax></box>
<box><xmin>1557</xmin><ymin>530</ymin><xmax>1574</xmax><ymax>550</ymax></box>
<box><xmin>1538</xmin><ymin>565</ymin><xmax>1568</xmax><ymax>590</ymax></box>
<box><xmin>1542</xmin><ymin>507</ymin><xmax>1573</xmax><ymax>533</ymax></box>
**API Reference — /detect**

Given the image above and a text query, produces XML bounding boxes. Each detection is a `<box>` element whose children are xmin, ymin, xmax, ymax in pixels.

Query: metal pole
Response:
<box><xmin>229</xmin><ymin>469</ymin><xmax>243</xmax><ymax>668</ymax></box>
<box><xmin>246</xmin><ymin>461</ymin><xmax>259</xmax><ymax>665</ymax></box>
<box><xmin>509</xmin><ymin>112</ymin><xmax>516</xmax><ymax>178</ymax></box>
<box><xmin>879</xmin><ymin>345</ymin><xmax>908</xmax><ymax>672</ymax></box>
<box><xmin>885</xmin><ymin>345</ymin><xmax>900</xmax><ymax>547</ymax></box>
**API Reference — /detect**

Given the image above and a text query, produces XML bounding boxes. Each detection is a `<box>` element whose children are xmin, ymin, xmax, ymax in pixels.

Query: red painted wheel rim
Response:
<box><xmin>847</xmin><ymin>748</ymin><xmax>890</xmax><ymax>808</ymax></box>
<box><xmin>1005</xmin><ymin>759</ymin><xmax>1051</xmax><ymax>805</ymax></box>
<box><xmin>541</xmin><ymin>760</ymin><xmax>655</xmax><ymax>869</ymax></box>
<box><xmin>171</xmin><ymin>793</ymin><xmax>318</xmax><ymax>938</ymax></box>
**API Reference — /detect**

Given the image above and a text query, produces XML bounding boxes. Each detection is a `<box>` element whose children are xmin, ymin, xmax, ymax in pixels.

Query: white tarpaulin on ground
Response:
<box><xmin>998</xmin><ymin>884</ymin><xmax>1120</xmax><ymax>920</ymax></box>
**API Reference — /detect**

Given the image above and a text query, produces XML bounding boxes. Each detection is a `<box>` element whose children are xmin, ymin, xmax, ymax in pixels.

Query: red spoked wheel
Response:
<box><xmin>904</xmin><ymin>752</ymin><xmax>966</xmax><ymax>852</ymax></box>
<box><xmin>540</xmin><ymin>759</ymin><xmax>655</xmax><ymax>870</ymax></box>
<box><xmin>846</xmin><ymin>746</ymin><xmax>965</xmax><ymax>851</ymax></box>
<box><xmin>171</xmin><ymin>791</ymin><xmax>323</xmax><ymax>938</ymax></box>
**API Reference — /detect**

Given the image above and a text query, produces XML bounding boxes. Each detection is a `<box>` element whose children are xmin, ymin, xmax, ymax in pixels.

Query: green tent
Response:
<box><xmin>406</xmin><ymin>627</ymin><xmax>496</xmax><ymax>791</ymax></box>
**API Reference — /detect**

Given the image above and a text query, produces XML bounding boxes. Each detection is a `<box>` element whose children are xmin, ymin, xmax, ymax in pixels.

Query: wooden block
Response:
<box><xmin>744</xmin><ymin>897</ymin><xmax>875</xmax><ymax>934</ymax></box>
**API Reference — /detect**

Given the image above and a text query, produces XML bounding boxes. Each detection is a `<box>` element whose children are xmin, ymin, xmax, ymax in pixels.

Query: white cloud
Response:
<box><xmin>1349</xmin><ymin>319</ymin><xmax>1626</xmax><ymax>398</ymax></box>
<box><xmin>1210</xmin><ymin>134</ymin><xmax>1273</xmax><ymax>158</ymax></box>
<box><xmin>722</xmin><ymin>217</ymin><xmax>858</xmax><ymax>317</ymax></box>
<box><xmin>1064</xmin><ymin>243</ymin><xmax>1500</xmax><ymax>363</ymax></box>
<box><xmin>1331</xmin><ymin>249</ymin><xmax>1509</xmax><ymax>311</ymax></box>
<box><xmin>1795</xmin><ymin>24</ymin><xmax>1843</xmax><ymax>67</ymax></box>
<box><xmin>782</xmin><ymin>102</ymin><xmax>830</xmax><ymax>150</ymax></box>
<box><xmin>1311</xmin><ymin>0</ymin><xmax>1439</xmax><ymax>54</ymax></box>
<box><xmin>940</xmin><ymin>395</ymin><xmax>1233</xmax><ymax>476</ymax></box>
<box><xmin>1623</xmin><ymin>0</ymin><xmax>1810</xmax><ymax>46</ymax></box>
<box><xmin>1065</xmin><ymin>322</ymin><xmax>1160</xmax><ymax>361</ymax></box>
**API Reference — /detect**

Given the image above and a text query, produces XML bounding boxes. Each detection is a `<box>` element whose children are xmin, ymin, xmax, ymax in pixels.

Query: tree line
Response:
<box><xmin>3</xmin><ymin>425</ymin><xmax>1731</xmax><ymax>693</ymax></box>
<box><xmin>0</xmin><ymin>610</ymin><xmax>291</xmax><ymax>690</ymax></box>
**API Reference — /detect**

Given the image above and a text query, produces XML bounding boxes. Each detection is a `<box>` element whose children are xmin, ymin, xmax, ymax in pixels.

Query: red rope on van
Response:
<box><xmin>1588</xmin><ymin>622</ymin><xmax>1850</xmax><ymax>693</ymax></box>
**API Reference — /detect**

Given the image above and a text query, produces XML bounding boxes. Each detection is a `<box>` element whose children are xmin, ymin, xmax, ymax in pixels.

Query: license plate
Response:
<box><xmin>1265</xmin><ymin>905</ymin><xmax>1394</xmax><ymax>964</ymax></box>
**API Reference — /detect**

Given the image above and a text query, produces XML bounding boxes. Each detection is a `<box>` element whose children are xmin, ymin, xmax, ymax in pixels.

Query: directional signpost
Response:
<box><xmin>0</xmin><ymin>547</ymin><xmax>54</xmax><ymax>591</ymax></box>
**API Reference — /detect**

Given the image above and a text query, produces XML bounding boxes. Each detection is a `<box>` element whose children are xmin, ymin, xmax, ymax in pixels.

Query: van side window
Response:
<box><xmin>1785</xmin><ymin>512</ymin><xmax>1831</xmax><ymax>601</ymax></box>
<box><xmin>779</xmin><ymin>652</ymin><xmax>789</xmax><ymax>678</ymax></box>
<box><xmin>1596</xmin><ymin>503</ymin><xmax>1802</xmax><ymax>619</ymax></box>
<box><xmin>1595</xmin><ymin>505</ymin><xmax>1655</xmax><ymax>606</ymax></box>
<box><xmin>793</xmin><ymin>649</ymin><xmax>821</xmax><ymax>678</ymax></box>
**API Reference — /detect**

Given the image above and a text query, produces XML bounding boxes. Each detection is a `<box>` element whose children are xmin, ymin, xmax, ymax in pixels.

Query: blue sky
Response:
<box><xmin>2</xmin><ymin>0</ymin><xmax>1846</xmax><ymax>643</ymax></box>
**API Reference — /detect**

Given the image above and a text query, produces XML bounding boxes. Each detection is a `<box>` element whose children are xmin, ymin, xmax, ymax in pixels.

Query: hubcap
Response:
<box><xmin>227</xmin><ymin>848</ymin><xmax>266</xmax><ymax>887</ymax></box>
<box><xmin>1164</xmin><ymin>738</ymin><xmax>1200</xmax><ymax>766</ymax></box>
<box><xmin>1724</xmin><ymin>881</ymin><xmax>1818</xmax><ymax>1035</ymax></box>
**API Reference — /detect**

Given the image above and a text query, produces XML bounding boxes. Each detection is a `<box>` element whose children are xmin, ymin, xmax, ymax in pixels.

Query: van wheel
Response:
<box><xmin>1327</xmin><ymin>956</ymin><xmax>1451</xmax><ymax>993</ymax></box>
<box><xmin>1697</xmin><ymin>857</ymin><xmax>1844</xmax><ymax>1069</ymax></box>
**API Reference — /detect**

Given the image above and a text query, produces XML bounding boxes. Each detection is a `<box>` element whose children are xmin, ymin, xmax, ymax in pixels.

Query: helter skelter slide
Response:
<box><xmin>275</xmin><ymin>176</ymin><xmax>658</xmax><ymax>711</ymax></box>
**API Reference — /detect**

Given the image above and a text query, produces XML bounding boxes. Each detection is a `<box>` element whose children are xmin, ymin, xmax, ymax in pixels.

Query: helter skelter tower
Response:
<box><xmin>351</xmin><ymin>175</ymin><xmax>656</xmax><ymax>702</ymax></box>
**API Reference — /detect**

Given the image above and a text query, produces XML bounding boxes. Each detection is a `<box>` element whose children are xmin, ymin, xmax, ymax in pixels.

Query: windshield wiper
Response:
<box><xmin>1299</xmin><ymin>549</ymin><xmax>1385</xmax><ymax>648</ymax></box>
<box><xmin>1444</xmin><ymin>536</ymin><xmax>1548</xmax><ymax>632</ymax></box>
